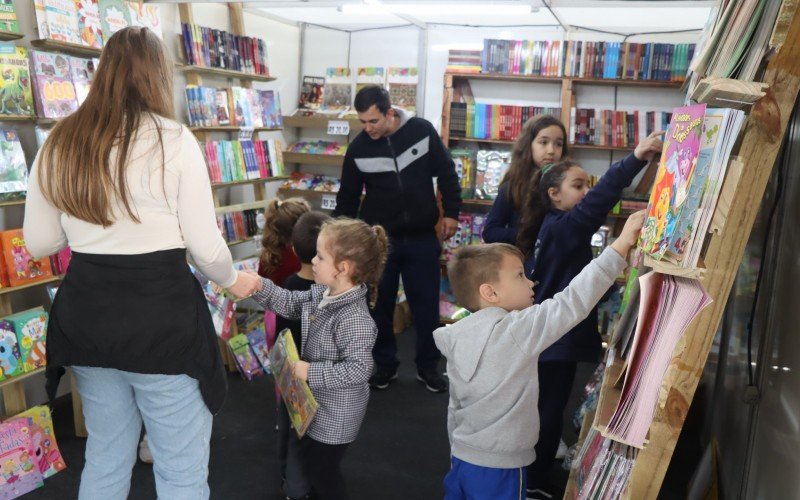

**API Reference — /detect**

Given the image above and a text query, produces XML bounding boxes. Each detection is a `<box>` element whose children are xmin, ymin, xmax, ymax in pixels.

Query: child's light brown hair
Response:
<box><xmin>447</xmin><ymin>243</ymin><xmax>524</xmax><ymax>312</ymax></box>
<box><xmin>259</xmin><ymin>198</ymin><xmax>310</xmax><ymax>275</ymax></box>
<box><xmin>321</xmin><ymin>218</ymin><xmax>389</xmax><ymax>304</ymax></box>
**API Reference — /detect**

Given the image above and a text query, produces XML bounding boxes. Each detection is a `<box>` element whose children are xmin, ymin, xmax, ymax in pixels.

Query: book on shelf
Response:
<box><xmin>9</xmin><ymin>405</ymin><xmax>67</xmax><ymax>478</ymax></box>
<box><xmin>572</xmin><ymin>427</ymin><xmax>638</xmax><ymax>499</ymax></box>
<box><xmin>5</xmin><ymin>308</ymin><xmax>48</xmax><ymax>373</ymax></box>
<box><xmin>387</xmin><ymin>67</ymin><xmax>418</xmax><ymax>113</ymax></box>
<box><xmin>268</xmin><ymin>329</ymin><xmax>318</xmax><ymax>438</ymax></box>
<box><xmin>639</xmin><ymin>104</ymin><xmax>746</xmax><ymax>268</ymax></box>
<box><xmin>217</xmin><ymin>208</ymin><xmax>262</xmax><ymax>244</ymax></box>
<box><xmin>246</xmin><ymin>325</ymin><xmax>270</xmax><ymax>374</ymax></box>
<box><xmin>474</xmin><ymin>150</ymin><xmax>511</xmax><ymax>200</ymax></box>
<box><xmin>287</xmin><ymin>140</ymin><xmax>346</xmax><ymax>156</ymax></box>
<box><xmin>189</xmin><ymin>265</ymin><xmax>235</xmax><ymax>341</ymax></box>
<box><xmin>0</xmin><ymin>130</ymin><xmax>28</xmax><ymax>202</ymax></box>
<box><xmin>98</xmin><ymin>0</ymin><xmax>130</xmax><ymax>43</ymax></box>
<box><xmin>201</xmin><ymin>138</ymin><xmax>283</xmax><ymax>182</ymax></box>
<box><xmin>30</xmin><ymin>50</ymin><xmax>79</xmax><ymax>119</ymax></box>
<box><xmin>569</xmin><ymin>108</ymin><xmax>672</xmax><ymax>148</ymax></box>
<box><xmin>42</xmin><ymin>0</ymin><xmax>82</xmax><ymax>45</ymax></box>
<box><xmin>185</xmin><ymin>86</ymin><xmax>282</xmax><ymax>128</ymax></box>
<box><xmin>0</xmin><ymin>0</ymin><xmax>18</xmax><ymax>33</ymax></box>
<box><xmin>321</xmin><ymin>67</ymin><xmax>352</xmax><ymax>114</ymax></box>
<box><xmin>355</xmin><ymin>66</ymin><xmax>385</xmax><ymax>95</ymax></box>
<box><xmin>0</xmin><ymin>419</ymin><xmax>44</xmax><ymax>498</ymax></box>
<box><xmin>446</xmin><ymin>49</ymin><xmax>482</xmax><ymax>74</ymax></box>
<box><xmin>127</xmin><ymin>1</ymin><xmax>161</xmax><ymax>39</ymax></box>
<box><xmin>451</xmin><ymin>149</ymin><xmax>476</xmax><ymax>198</ymax></box>
<box><xmin>227</xmin><ymin>333</ymin><xmax>264</xmax><ymax>380</ymax></box>
<box><xmin>604</xmin><ymin>272</ymin><xmax>711</xmax><ymax>448</ymax></box>
<box><xmin>69</xmin><ymin>56</ymin><xmax>98</xmax><ymax>105</ymax></box>
<box><xmin>179</xmin><ymin>22</ymin><xmax>269</xmax><ymax>76</ymax></box>
<box><xmin>75</xmin><ymin>0</ymin><xmax>103</xmax><ymax>49</ymax></box>
<box><xmin>0</xmin><ymin>46</ymin><xmax>35</xmax><ymax>117</ymax></box>
<box><xmin>0</xmin><ymin>320</ymin><xmax>24</xmax><ymax>379</ymax></box>
<box><xmin>0</xmin><ymin>229</ymin><xmax>54</xmax><ymax>288</ymax></box>
<box><xmin>298</xmin><ymin>75</ymin><xmax>324</xmax><ymax>113</ymax></box>
<box><xmin>280</xmin><ymin>172</ymin><xmax>340</xmax><ymax>194</ymax></box>
<box><xmin>450</xmin><ymin>103</ymin><xmax>560</xmax><ymax>141</ymax></box>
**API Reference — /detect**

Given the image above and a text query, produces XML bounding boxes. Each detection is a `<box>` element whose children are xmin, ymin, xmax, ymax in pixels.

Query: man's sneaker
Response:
<box><xmin>369</xmin><ymin>367</ymin><xmax>398</xmax><ymax>389</ymax></box>
<box><xmin>526</xmin><ymin>488</ymin><xmax>554</xmax><ymax>500</ymax></box>
<box><xmin>555</xmin><ymin>438</ymin><xmax>568</xmax><ymax>459</ymax></box>
<box><xmin>416</xmin><ymin>368</ymin><xmax>447</xmax><ymax>393</ymax></box>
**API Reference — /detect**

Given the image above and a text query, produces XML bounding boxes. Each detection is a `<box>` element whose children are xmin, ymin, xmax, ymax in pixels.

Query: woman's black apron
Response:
<box><xmin>46</xmin><ymin>248</ymin><xmax>227</xmax><ymax>414</ymax></box>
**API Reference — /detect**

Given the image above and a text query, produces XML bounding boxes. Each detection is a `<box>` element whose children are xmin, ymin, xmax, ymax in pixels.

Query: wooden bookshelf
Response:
<box><xmin>277</xmin><ymin>188</ymin><xmax>338</xmax><ymax>199</ymax></box>
<box><xmin>226</xmin><ymin>238</ymin><xmax>253</xmax><ymax>248</ymax></box>
<box><xmin>0</xmin><ymin>115</ymin><xmax>36</xmax><ymax>122</ymax></box>
<box><xmin>0</xmin><ymin>199</ymin><xmax>25</xmax><ymax>208</ymax></box>
<box><xmin>449</xmin><ymin>136</ymin><xmax>636</xmax><ymax>152</ymax></box>
<box><xmin>282</xmin><ymin>151</ymin><xmax>344</xmax><ymax>167</ymax></box>
<box><xmin>176</xmin><ymin>63</ymin><xmax>275</xmax><ymax>82</ymax></box>
<box><xmin>461</xmin><ymin>198</ymin><xmax>493</xmax><ymax>207</ymax></box>
<box><xmin>30</xmin><ymin>38</ymin><xmax>102</xmax><ymax>58</ymax></box>
<box><xmin>446</xmin><ymin>71</ymin><xmax>684</xmax><ymax>89</ymax></box>
<box><xmin>283</xmin><ymin>115</ymin><xmax>363</xmax><ymax>131</ymax></box>
<box><xmin>0</xmin><ymin>367</ymin><xmax>45</xmax><ymax>390</ymax></box>
<box><xmin>0</xmin><ymin>276</ymin><xmax>61</xmax><ymax>297</ymax></box>
<box><xmin>211</xmin><ymin>176</ymin><xmax>288</xmax><ymax>189</ymax></box>
<box><xmin>189</xmin><ymin>126</ymin><xmax>282</xmax><ymax>133</ymax></box>
<box><xmin>0</xmin><ymin>29</ymin><xmax>23</xmax><ymax>42</ymax></box>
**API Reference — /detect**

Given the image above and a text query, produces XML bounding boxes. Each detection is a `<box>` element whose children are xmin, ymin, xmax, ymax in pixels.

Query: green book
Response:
<box><xmin>0</xmin><ymin>0</ymin><xmax>18</xmax><ymax>33</ymax></box>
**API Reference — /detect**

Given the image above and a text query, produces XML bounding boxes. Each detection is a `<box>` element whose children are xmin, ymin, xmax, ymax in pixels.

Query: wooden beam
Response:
<box><xmin>625</xmin><ymin>9</ymin><xmax>800</xmax><ymax>499</ymax></box>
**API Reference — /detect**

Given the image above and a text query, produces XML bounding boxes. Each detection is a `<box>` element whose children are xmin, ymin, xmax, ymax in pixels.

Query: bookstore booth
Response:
<box><xmin>0</xmin><ymin>0</ymin><xmax>799</xmax><ymax>498</ymax></box>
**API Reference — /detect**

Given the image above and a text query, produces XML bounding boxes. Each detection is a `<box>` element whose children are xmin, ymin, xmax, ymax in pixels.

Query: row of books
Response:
<box><xmin>287</xmin><ymin>140</ymin><xmax>347</xmax><ymax>156</ymax></box>
<box><xmin>227</xmin><ymin>312</ymin><xmax>271</xmax><ymax>381</ymax></box>
<box><xmin>640</xmin><ymin>104</ymin><xmax>746</xmax><ymax>268</ymax></box>
<box><xmin>0</xmin><ymin>46</ymin><xmax>98</xmax><ymax>118</ymax></box>
<box><xmin>0</xmin><ymin>130</ymin><xmax>28</xmax><ymax>202</ymax></box>
<box><xmin>442</xmin><ymin>213</ymin><xmax>487</xmax><ymax>261</ymax></box>
<box><xmin>572</xmin><ymin>428</ymin><xmax>638</xmax><ymax>499</ymax></box>
<box><xmin>280</xmin><ymin>172</ymin><xmax>341</xmax><ymax>194</ymax></box>
<box><xmin>569</xmin><ymin>109</ymin><xmax>673</xmax><ymax>148</ymax></box>
<box><xmin>0</xmin><ymin>405</ymin><xmax>67</xmax><ymax>499</ymax></box>
<box><xmin>185</xmin><ymin>86</ymin><xmax>283</xmax><ymax>129</ymax></box>
<box><xmin>33</xmin><ymin>0</ymin><xmax>162</xmax><ymax>49</ymax></box>
<box><xmin>217</xmin><ymin>209</ymin><xmax>261</xmax><ymax>245</ymax></box>
<box><xmin>201</xmin><ymin>138</ymin><xmax>286</xmax><ymax>184</ymax></box>
<box><xmin>0</xmin><ymin>308</ymin><xmax>48</xmax><ymax>381</ymax></box>
<box><xmin>179</xmin><ymin>22</ymin><xmax>269</xmax><ymax>76</ymax></box>
<box><xmin>446</xmin><ymin>49</ymin><xmax>482</xmax><ymax>74</ymax></box>
<box><xmin>480</xmin><ymin>39</ymin><xmax>696</xmax><ymax>82</ymax></box>
<box><xmin>0</xmin><ymin>229</ymin><xmax>62</xmax><ymax>288</ymax></box>
<box><xmin>449</xmin><ymin>103</ymin><xmax>561</xmax><ymax>142</ymax></box>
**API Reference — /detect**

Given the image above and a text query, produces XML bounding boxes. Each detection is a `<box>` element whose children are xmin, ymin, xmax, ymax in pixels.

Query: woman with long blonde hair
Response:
<box><xmin>23</xmin><ymin>27</ymin><xmax>260</xmax><ymax>499</ymax></box>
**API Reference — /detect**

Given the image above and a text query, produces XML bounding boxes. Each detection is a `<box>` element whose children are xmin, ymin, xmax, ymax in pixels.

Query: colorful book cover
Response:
<box><xmin>0</xmin><ymin>230</ymin><xmax>54</xmax><ymax>288</ymax></box>
<box><xmin>126</xmin><ymin>1</ymin><xmax>161</xmax><ymax>39</ymax></box>
<box><xmin>355</xmin><ymin>66</ymin><xmax>385</xmax><ymax>95</ymax></box>
<box><xmin>44</xmin><ymin>0</ymin><xmax>81</xmax><ymax>44</ymax></box>
<box><xmin>268</xmin><ymin>329</ymin><xmax>318</xmax><ymax>438</ymax></box>
<box><xmin>34</xmin><ymin>0</ymin><xmax>49</xmax><ymax>38</ymax></box>
<box><xmin>75</xmin><ymin>0</ymin><xmax>103</xmax><ymax>49</ymax></box>
<box><xmin>98</xmin><ymin>0</ymin><xmax>129</xmax><ymax>43</ymax></box>
<box><xmin>387</xmin><ymin>67</ymin><xmax>418</xmax><ymax>112</ymax></box>
<box><xmin>322</xmin><ymin>67</ymin><xmax>352</xmax><ymax>112</ymax></box>
<box><xmin>246</xmin><ymin>326</ymin><xmax>270</xmax><ymax>374</ymax></box>
<box><xmin>30</xmin><ymin>50</ymin><xmax>78</xmax><ymax>119</ymax></box>
<box><xmin>0</xmin><ymin>321</ymin><xmax>23</xmax><ymax>380</ymax></box>
<box><xmin>214</xmin><ymin>89</ymin><xmax>230</xmax><ymax>126</ymax></box>
<box><xmin>69</xmin><ymin>56</ymin><xmax>95</xmax><ymax>105</ymax></box>
<box><xmin>0</xmin><ymin>420</ymin><xmax>43</xmax><ymax>498</ymax></box>
<box><xmin>0</xmin><ymin>0</ymin><xmax>18</xmax><ymax>33</ymax></box>
<box><xmin>228</xmin><ymin>333</ymin><xmax>263</xmax><ymax>380</ymax></box>
<box><xmin>0</xmin><ymin>130</ymin><xmax>28</xmax><ymax>202</ymax></box>
<box><xmin>6</xmin><ymin>309</ymin><xmax>47</xmax><ymax>373</ymax></box>
<box><xmin>0</xmin><ymin>46</ymin><xmax>34</xmax><ymax>117</ymax></box>
<box><xmin>259</xmin><ymin>90</ymin><xmax>282</xmax><ymax>129</ymax></box>
<box><xmin>189</xmin><ymin>265</ymin><xmax>235</xmax><ymax>340</ymax></box>
<box><xmin>298</xmin><ymin>75</ymin><xmax>324</xmax><ymax>110</ymax></box>
<box><xmin>11</xmin><ymin>406</ymin><xmax>67</xmax><ymax>478</ymax></box>
<box><xmin>640</xmin><ymin>104</ymin><xmax>706</xmax><ymax>259</ymax></box>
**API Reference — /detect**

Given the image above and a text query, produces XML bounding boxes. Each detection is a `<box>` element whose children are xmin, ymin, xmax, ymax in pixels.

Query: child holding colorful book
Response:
<box><xmin>251</xmin><ymin>218</ymin><xmax>388</xmax><ymax>500</ymax></box>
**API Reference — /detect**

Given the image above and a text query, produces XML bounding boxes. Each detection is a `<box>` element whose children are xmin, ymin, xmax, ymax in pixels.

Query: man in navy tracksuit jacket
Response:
<box><xmin>333</xmin><ymin>86</ymin><xmax>462</xmax><ymax>393</ymax></box>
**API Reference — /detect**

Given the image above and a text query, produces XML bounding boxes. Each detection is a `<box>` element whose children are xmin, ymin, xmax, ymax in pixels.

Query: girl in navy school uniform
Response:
<box><xmin>516</xmin><ymin>131</ymin><xmax>663</xmax><ymax>499</ymax></box>
<box><xmin>482</xmin><ymin>115</ymin><xmax>568</xmax><ymax>244</ymax></box>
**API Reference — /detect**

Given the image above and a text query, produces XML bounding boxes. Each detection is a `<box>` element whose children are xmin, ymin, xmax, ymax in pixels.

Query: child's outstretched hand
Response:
<box><xmin>611</xmin><ymin>210</ymin><xmax>646</xmax><ymax>258</ymax></box>
<box><xmin>634</xmin><ymin>130</ymin><xmax>665</xmax><ymax>161</ymax></box>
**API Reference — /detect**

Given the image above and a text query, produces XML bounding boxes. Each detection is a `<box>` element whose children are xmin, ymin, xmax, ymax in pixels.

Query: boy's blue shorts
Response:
<box><xmin>444</xmin><ymin>456</ymin><xmax>527</xmax><ymax>500</ymax></box>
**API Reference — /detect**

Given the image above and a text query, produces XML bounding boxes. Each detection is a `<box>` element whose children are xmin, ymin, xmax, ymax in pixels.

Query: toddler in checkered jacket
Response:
<box><xmin>252</xmin><ymin>218</ymin><xmax>389</xmax><ymax>500</ymax></box>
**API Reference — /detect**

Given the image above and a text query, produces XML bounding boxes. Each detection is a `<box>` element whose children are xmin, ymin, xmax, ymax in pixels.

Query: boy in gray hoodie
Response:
<box><xmin>433</xmin><ymin>211</ymin><xmax>644</xmax><ymax>500</ymax></box>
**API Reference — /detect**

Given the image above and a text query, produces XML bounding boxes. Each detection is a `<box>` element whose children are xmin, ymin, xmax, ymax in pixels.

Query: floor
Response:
<box><xmin>26</xmin><ymin>330</ymin><xmax>595</xmax><ymax>500</ymax></box>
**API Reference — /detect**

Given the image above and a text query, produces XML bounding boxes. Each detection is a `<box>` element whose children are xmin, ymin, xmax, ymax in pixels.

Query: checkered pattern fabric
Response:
<box><xmin>254</xmin><ymin>280</ymin><xmax>377</xmax><ymax>444</ymax></box>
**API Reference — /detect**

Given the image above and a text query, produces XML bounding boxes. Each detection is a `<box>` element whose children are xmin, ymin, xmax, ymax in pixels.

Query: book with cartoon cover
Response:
<box><xmin>0</xmin><ymin>130</ymin><xmax>27</xmax><ymax>202</ymax></box>
<box><xmin>268</xmin><ymin>329</ymin><xmax>318</xmax><ymax>438</ymax></box>
<box><xmin>11</xmin><ymin>405</ymin><xmax>67</xmax><ymax>478</ymax></box>
<box><xmin>0</xmin><ymin>46</ymin><xmax>34</xmax><ymax>117</ymax></box>
<box><xmin>30</xmin><ymin>50</ymin><xmax>78</xmax><ymax>119</ymax></box>
<box><xmin>0</xmin><ymin>419</ymin><xmax>43</xmax><ymax>498</ymax></box>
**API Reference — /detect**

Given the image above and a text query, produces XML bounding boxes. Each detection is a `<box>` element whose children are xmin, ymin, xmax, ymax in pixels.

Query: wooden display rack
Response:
<box><xmin>566</xmin><ymin>11</ymin><xmax>800</xmax><ymax>499</ymax></box>
<box><xmin>178</xmin><ymin>2</ymin><xmax>283</xmax><ymax>371</ymax></box>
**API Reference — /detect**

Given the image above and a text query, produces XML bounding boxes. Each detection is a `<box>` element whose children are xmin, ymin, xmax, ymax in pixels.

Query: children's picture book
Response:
<box><xmin>70</xmin><ymin>56</ymin><xmax>96</xmax><ymax>106</ymax></box>
<box><xmin>189</xmin><ymin>265</ymin><xmax>235</xmax><ymax>340</ymax></box>
<box><xmin>639</xmin><ymin>103</ymin><xmax>706</xmax><ymax>259</ymax></box>
<box><xmin>268</xmin><ymin>329</ymin><xmax>318</xmax><ymax>438</ymax></box>
<box><xmin>30</xmin><ymin>50</ymin><xmax>78</xmax><ymax>119</ymax></box>
<box><xmin>228</xmin><ymin>333</ymin><xmax>263</xmax><ymax>380</ymax></box>
<box><xmin>98</xmin><ymin>0</ymin><xmax>130</xmax><ymax>43</ymax></box>
<box><xmin>0</xmin><ymin>321</ymin><xmax>24</xmax><ymax>380</ymax></box>
<box><xmin>0</xmin><ymin>46</ymin><xmax>34</xmax><ymax>117</ymax></box>
<box><xmin>215</xmin><ymin>89</ymin><xmax>230</xmax><ymax>126</ymax></box>
<box><xmin>33</xmin><ymin>0</ymin><xmax>48</xmax><ymax>38</ymax></box>
<box><xmin>43</xmin><ymin>0</ymin><xmax>82</xmax><ymax>45</ymax></box>
<box><xmin>259</xmin><ymin>90</ymin><xmax>282</xmax><ymax>129</ymax></box>
<box><xmin>0</xmin><ymin>130</ymin><xmax>28</xmax><ymax>202</ymax></box>
<box><xmin>474</xmin><ymin>150</ymin><xmax>511</xmax><ymax>200</ymax></box>
<box><xmin>298</xmin><ymin>75</ymin><xmax>324</xmax><ymax>111</ymax></box>
<box><xmin>75</xmin><ymin>0</ymin><xmax>103</xmax><ymax>49</ymax></box>
<box><xmin>10</xmin><ymin>406</ymin><xmax>67</xmax><ymax>478</ymax></box>
<box><xmin>0</xmin><ymin>419</ymin><xmax>43</xmax><ymax>499</ymax></box>
<box><xmin>355</xmin><ymin>66</ymin><xmax>385</xmax><ymax>95</ymax></box>
<box><xmin>387</xmin><ymin>67</ymin><xmax>418</xmax><ymax>113</ymax></box>
<box><xmin>322</xmin><ymin>67</ymin><xmax>352</xmax><ymax>113</ymax></box>
<box><xmin>246</xmin><ymin>326</ymin><xmax>270</xmax><ymax>374</ymax></box>
<box><xmin>0</xmin><ymin>0</ymin><xmax>18</xmax><ymax>33</ymax></box>
<box><xmin>5</xmin><ymin>309</ymin><xmax>48</xmax><ymax>373</ymax></box>
<box><xmin>127</xmin><ymin>1</ymin><xmax>162</xmax><ymax>39</ymax></box>
<box><xmin>0</xmin><ymin>230</ymin><xmax>54</xmax><ymax>288</ymax></box>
